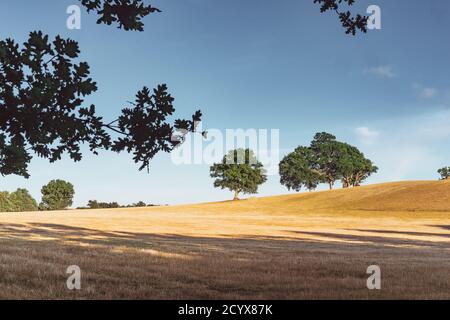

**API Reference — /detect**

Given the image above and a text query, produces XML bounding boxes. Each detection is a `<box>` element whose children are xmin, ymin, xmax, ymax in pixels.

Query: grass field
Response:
<box><xmin>0</xmin><ymin>180</ymin><xmax>449</xmax><ymax>299</ymax></box>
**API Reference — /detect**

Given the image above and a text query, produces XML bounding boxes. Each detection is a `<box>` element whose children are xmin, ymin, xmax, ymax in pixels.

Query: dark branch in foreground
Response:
<box><xmin>0</xmin><ymin>32</ymin><xmax>202</xmax><ymax>178</ymax></box>
<box><xmin>313</xmin><ymin>0</ymin><xmax>368</xmax><ymax>35</ymax></box>
<box><xmin>79</xmin><ymin>0</ymin><xmax>161</xmax><ymax>31</ymax></box>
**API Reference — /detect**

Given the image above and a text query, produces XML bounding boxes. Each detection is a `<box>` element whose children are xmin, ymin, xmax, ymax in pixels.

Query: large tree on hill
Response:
<box><xmin>210</xmin><ymin>149</ymin><xmax>267</xmax><ymax>200</ymax></box>
<box><xmin>279</xmin><ymin>146</ymin><xmax>323</xmax><ymax>192</ymax></box>
<box><xmin>310</xmin><ymin>132</ymin><xmax>342</xmax><ymax>190</ymax></box>
<box><xmin>336</xmin><ymin>143</ymin><xmax>378</xmax><ymax>188</ymax></box>
<box><xmin>281</xmin><ymin>133</ymin><xmax>377</xmax><ymax>192</ymax></box>
<box><xmin>438</xmin><ymin>167</ymin><xmax>450</xmax><ymax>180</ymax></box>
<box><xmin>40</xmin><ymin>179</ymin><xmax>75</xmax><ymax>210</ymax></box>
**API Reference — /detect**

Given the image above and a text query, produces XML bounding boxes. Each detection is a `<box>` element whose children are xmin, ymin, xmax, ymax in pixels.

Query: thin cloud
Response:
<box><xmin>413</xmin><ymin>83</ymin><xmax>438</xmax><ymax>99</ymax></box>
<box><xmin>364</xmin><ymin>65</ymin><xmax>396</xmax><ymax>78</ymax></box>
<box><xmin>353</xmin><ymin>109</ymin><xmax>450</xmax><ymax>183</ymax></box>
<box><xmin>354</xmin><ymin>127</ymin><xmax>380</xmax><ymax>145</ymax></box>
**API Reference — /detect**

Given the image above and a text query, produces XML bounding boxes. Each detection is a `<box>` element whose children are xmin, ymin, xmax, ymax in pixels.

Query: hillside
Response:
<box><xmin>181</xmin><ymin>180</ymin><xmax>450</xmax><ymax>214</ymax></box>
<box><xmin>0</xmin><ymin>180</ymin><xmax>449</xmax><ymax>299</ymax></box>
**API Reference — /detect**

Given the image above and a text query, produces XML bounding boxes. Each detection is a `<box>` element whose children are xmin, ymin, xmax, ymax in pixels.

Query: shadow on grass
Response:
<box><xmin>288</xmin><ymin>230</ymin><xmax>450</xmax><ymax>249</ymax></box>
<box><xmin>0</xmin><ymin>223</ymin><xmax>449</xmax><ymax>299</ymax></box>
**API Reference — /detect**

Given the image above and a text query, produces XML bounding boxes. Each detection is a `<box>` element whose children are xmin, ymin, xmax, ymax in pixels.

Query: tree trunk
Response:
<box><xmin>328</xmin><ymin>180</ymin><xmax>334</xmax><ymax>190</ymax></box>
<box><xmin>233</xmin><ymin>190</ymin><xmax>240</xmax><ymax>201</ymax></box>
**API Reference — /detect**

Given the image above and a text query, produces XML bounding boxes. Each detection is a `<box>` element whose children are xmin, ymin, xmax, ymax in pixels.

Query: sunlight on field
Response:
<box><xmin>0</xmin><ymin>180</ymin><xmax>449</xmax><ymax>299</ymax></box>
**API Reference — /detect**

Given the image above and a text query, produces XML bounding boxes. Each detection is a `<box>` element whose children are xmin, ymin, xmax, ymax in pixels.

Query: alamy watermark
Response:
<box><xmin>66</xmin><ymin>5</ymin><xmax>81</xmax><ymax>30</ymax></box>
<box><xmin>367</xmin><ymin>5</ymin><xmax>382</xmax><ymax>30</ymax></box>
<box><xmin>66</xmin><ymin>265</ymin><xmax>81</xmax><ymax>290</ymax></box>
<box><xmin>366</xmin><ymin>265</ymin><xmax>381</xmax><ymax>290</ymax></box>
<box><xmin>171</xmin><ymin>122</ymin><xmax>280</xmax><ymax>175</ymax></box>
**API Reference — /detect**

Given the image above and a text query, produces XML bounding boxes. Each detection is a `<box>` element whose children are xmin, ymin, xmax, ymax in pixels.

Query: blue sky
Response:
<box><xmin>1</xmin><ymin>0</ymin><xmax>450</xmax><ymax>207</ymax></box>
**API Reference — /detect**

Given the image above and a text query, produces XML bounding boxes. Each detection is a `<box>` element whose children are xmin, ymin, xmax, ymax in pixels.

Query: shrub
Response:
<box><xmin>0</xmin><ymin>189</ymin><xmax>38</xmax><ymax>212</ymax></box>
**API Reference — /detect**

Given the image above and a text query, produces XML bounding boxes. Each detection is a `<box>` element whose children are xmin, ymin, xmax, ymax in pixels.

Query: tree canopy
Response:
<box><xmin>40</xmin><ymin>179</ymin><xmax>75</xmax><ymax>210</ymax></box>
<box><xmin>280</xmin><ymin>133</ymin><xmax>377</xmax><ymax>191</ymax></box>
<box><xmin>210</xmin><ymin>149</ymin><xmax>267</xmax><ymax>200</ymax></box>
<box><xmin>438</xmin><ymin>167</ymin><xmax>450</xmax><ymax>180</ymax></box>
<box><xmin>279</xmin><ymin>146</ymin><xmax>323</xmax><ymax>192</ymax></box>
<box><xmin>79</xmin><ymin>0</ymin><xmax>161</xmax><ymax>31</ymax></box>
<box><xmin>0</xmin><ymin>188</ymin><xmax>38</xmax><ymax>212</ymax></box>
<box><xmin>0</xmin><ymin>32</ymin><xmax>202</xmax><ymax>178</ymax></box>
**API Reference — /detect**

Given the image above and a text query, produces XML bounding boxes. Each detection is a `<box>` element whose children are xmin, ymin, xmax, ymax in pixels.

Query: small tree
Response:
<box><xmin>279</xmin><ymin>147</ymin><xmax>323</xmax><ymax>192</ymax></box>
<box><xmin>40</xmin><ymin>180</ymin><xmax>75</xmax><ymax>210</ymax></box>
<box><xmin>438</xmin><ymin>167</ymin><xmax>450</xmax><ymax>180</ymax></box>
<box><xmin>210</xmin><ymin>149</ymin><xmax>267</xmax><ymax>200</ymax></box>
<box><xmin>133</xmin><ymin>201</ymin><xmax>147</xmax><ymax>207</ymax></box>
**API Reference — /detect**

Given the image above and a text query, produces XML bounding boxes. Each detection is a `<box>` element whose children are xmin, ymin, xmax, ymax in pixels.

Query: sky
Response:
<box><xmin>1</xmin><ymin>0</ymin><xmax>450</xmax><ymax>207</ymax></box>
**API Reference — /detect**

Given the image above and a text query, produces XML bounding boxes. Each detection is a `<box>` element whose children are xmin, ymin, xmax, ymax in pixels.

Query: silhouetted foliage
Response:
<box><xmin>281</xmin><ymin>133</ymin><xmax>377</xmax><ymax>191</ymax></box>
<box><xmin>438</xmin><ymin>167</ymin><xmax>450</xmax><ymax>180</ymax></box>
<box><xmin>133</xmin><ymin>201</ymin><xmax>147</xmax><ymax>207</ymax></box>
<box><xmin>111</xmin><ymin>85</ymin><xmax>203</xmax><ymax>171</ymax></box>
<box><xmin>83</xmin><ymin>199</ymin><xmax>155</xmax><ymax>209</ymax></box>
<box><xmin>210</xmin><ymin>149</ymin><xmax>267</xmax><ymax>200</ymax></box>
<box><xmin>87</xmin><ymin>200</ymin><xmax>120</xmax><ymax>209</ymax></box>
<box><xmin>40</xmin><ymin>179</ymin><xmax>75</xmax><ymax>210</ymax></box>
<box><xmin>79</xmin><ymin>0</ymin><xmax>161</xmax><ymax>31</ymax></box>
<box><xmin>0</xmin><ymin>188</ymin><xmax>38</xmax><ymax>212</ymax></box>
<box><xmin>313</xmin><ymin>0</ymin><xmax>368</xmax><ymax>35</ymax></box>
<box><xmin>0</xmin><ymin>32</ymin><xmax>202</xmax><ymax>178</ymax></box>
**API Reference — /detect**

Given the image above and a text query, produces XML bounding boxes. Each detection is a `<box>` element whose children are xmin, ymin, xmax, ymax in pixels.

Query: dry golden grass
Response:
<box><xmin>0</xmin><ymin>180</ymin><xmax>449</xmax><ymax>299</ymax></box>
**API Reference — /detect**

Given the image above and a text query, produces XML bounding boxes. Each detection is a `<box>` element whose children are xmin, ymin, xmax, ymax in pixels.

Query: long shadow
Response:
<box><xmin>0</xmin><ymin>223</ymin><xmax>449</xmax><ymax>299</ymax></box>
<box><xmin>430</xmin><ymin>225</ymin><xmax>450</xmax><ymax>231</ymax></box>
<box><xmin>1</xmin><ymin>223</ymin><xmax>449</xmax><ymax>255</ymax></box>
<box><xmin>288</xmin><ymin>230</ymin><xmax>450</xmax><ymax>249</ymax></box>
<box><xmin>349</xmin><ymin>229</ymin><xmax>450</xmax><ymax>239</ymax></box>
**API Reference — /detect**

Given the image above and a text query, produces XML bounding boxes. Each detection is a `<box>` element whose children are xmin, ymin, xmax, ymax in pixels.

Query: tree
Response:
<box><xmin>336</xmin><ymin>143</ymin><xmax>378</xmax><ymax>187</ymax></box>
<box><xmin>9</xmin><ymin>188</ymin><xmax>38</xmax><ymax>212</ymax></box>
<box><xmin>313</xmin><ymin>0</ymin><xmax>368</xmax><ymax>35</ymax></box>
<box><xmin>0</xmin><ymin>32</ymin><xmax>202</xmax><ymax>178</ymax></box>
<box><xmin>0</xmin><ymin>188</ymin><xmax>38</xmax><ymax>212</ymax></box>
<box><xmin>281</xmin><ymin>133</ymin><xmax>377</xmax><ymax>192</ymax></box>
<box><xmin>310</xmin><ymin>132</ymin><xmax>343</xmax><ymax>190</ymax></box>
<box><xmin>133</xmin><ymin>201</ymin><xmax>147</xmax><ymax>207</ymax></box>
<box><xmin>438</xmin><ymin>167</ymin><xmax>450</xmax><ymax>180</ymax></box>
<box><xmin>279</xmin><ymin>146</ymin><xmax>323</xmax><ymax>192</ymax></box>
<box><xmin>0</xmin><ymin>191</ymin><xmax>13</xmax><ymax>212</ymax></box>
<box><xmin>210</xmin><ymin>149</ymin><xmax>267</xmax><ymax>200</ymax></box>
<box><xmin>40</xmin><ymin>179</ymin><xmax>75</xmax><ymax>210</ymax></box>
